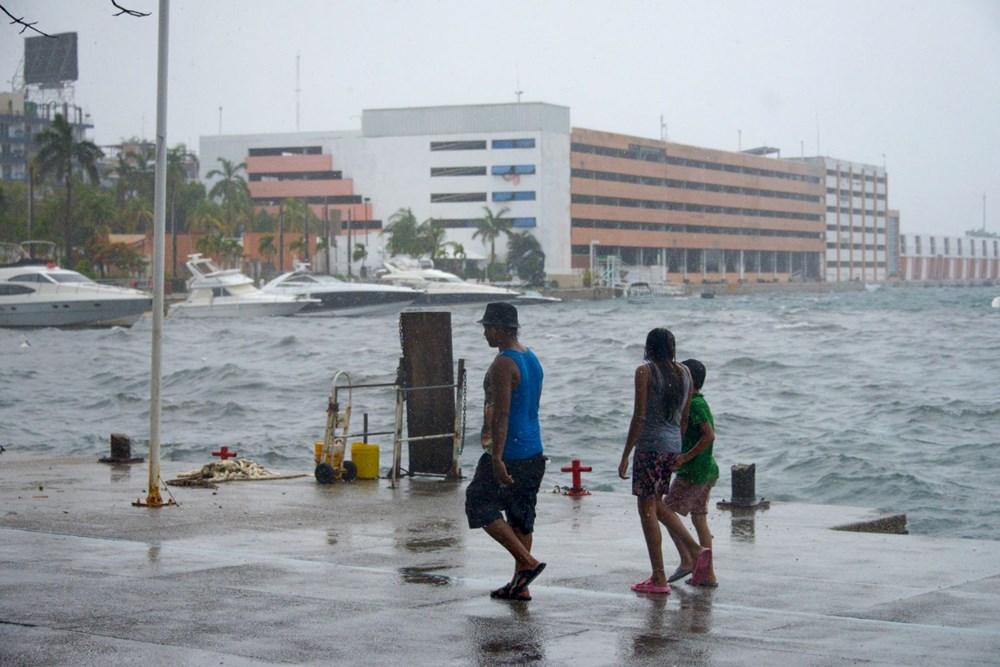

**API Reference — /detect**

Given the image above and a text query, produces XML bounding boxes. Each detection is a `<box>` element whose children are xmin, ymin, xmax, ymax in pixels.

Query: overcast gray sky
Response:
<box><xmin>2</xmin><ymin>0</ymin><xmax>998</xmax><ymax>236</ymax></box>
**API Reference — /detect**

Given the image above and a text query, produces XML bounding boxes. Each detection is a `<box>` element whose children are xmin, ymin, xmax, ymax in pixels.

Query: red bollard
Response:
<box><xmin>560</xmin><ymin>459</ymin><xmax>592</xmax><ymax>496</ymax></box>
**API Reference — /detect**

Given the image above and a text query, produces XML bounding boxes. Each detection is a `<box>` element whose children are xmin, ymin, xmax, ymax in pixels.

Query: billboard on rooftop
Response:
<box><xmin>24</xmin><ymin>33</ymin><xmax>78</xmax><ymax>85</ymax></box>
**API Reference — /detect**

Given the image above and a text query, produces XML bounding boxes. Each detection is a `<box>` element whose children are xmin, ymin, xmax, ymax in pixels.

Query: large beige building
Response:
<box><xmin>570</xmin><ymin>129</ymin><xmax>825</xmax><ymax>284</ymax></box>
<box><xmin>200</xmin><ymin>102</ymin><xmax>897</xmax><ymax>285</ymax></box>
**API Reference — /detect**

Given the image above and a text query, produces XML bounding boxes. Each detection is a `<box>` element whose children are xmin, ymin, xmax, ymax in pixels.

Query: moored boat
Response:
<box><xmin>169</xmin><ymin>254</ymin><xmax>313</xmax><ymax>318</ymax></box>
<box><xmin>0</xmin><ymin>241</ymin><xmax>152</xmax><ymax>329</ymax></box>
<box><xmin>261</xmin><ymin>262</ymin><xmax>420</xmax><ymax>316</ymax></box>
<box><xmin>377</xmin><ymin>259</ymin><xmax>523</xmax><ymax>306</ymax></box>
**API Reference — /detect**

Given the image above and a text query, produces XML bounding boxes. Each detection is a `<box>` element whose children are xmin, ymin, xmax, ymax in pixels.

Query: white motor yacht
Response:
<box><xmin>0</xmin><ymin>241</ymin><xmax>152</xmax><ymax>328</ymax></box>
<box><xmin>377</xmin><ymin>259</ymin><xmax>523</xmax><ymax>306</ymax></box>
<box><xmin>261</xmin><ymin>262</ymin><xmax>420</xmax><ymax>316</ymax></box>
<box><xmin>992</xmin><ymin>296</ymin><xmax>1000</xmax><ymax>309</ymax></box>
<box><xmin>169</xmin><ymin>254</ymin><xmax>313</xmax><ymax>318</ymax></box>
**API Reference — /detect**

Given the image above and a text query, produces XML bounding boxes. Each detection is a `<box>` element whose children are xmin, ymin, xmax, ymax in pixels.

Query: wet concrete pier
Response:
<box><xmin>2</xmin><ymin>453</ymin><xmax>999</xmax><ymax>665</ymax></box>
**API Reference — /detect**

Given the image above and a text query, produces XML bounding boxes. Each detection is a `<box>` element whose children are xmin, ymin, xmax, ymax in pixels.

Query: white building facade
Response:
<box><xmin>200</xmin><ymin>103</ymin><xmax>572</xmax><ymax>277</ymax></box>
<box><xmin>806</xmin><ymin>157</ymin><xmax>889</xmax><ymax>282</ymax></box>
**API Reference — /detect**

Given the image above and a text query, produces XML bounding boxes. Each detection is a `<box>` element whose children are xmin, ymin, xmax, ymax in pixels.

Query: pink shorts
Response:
<box><xmin>664</xmin><ymin>476</ymin><xmax>714</xmax><ymax>516</ymax></box>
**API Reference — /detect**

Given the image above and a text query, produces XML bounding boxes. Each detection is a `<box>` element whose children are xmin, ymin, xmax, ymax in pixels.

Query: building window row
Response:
<box><xmin>248</xmin><ymin>146</ymin><xmax>322</xmax><ymax>156</ymax></box>
<box><xmin>572</xmin><ymin>142</ymin><xmax>821</xmax><ymax>184</ymax></box>
<box><xmin>252</xmin><ymin>195</ymin><xmax>363</xmax><ymax>206</ymax></box>
<box><xmin>826</xmin><ymin>259</ymin><xmax>885</xmax><ymax>271</ymax></box>
<box><xmin>431</xmin><ymin>192</ymin><xmax>537</xmax><ymax>203</ymax></box>
<box><xmin>430</xmin><ymin>166</ymin><xmax>487</xmax><ymax>177</ymax></box>
<box><xmin>826</xmin><ymin>225</ymin><xmax>888</xmax><ymax>234</ymax></box>
<box><xmin>826</xmin><ymin>206</ymin><xmax>886</xmax><ymax>217</ymax></box>
<box><xmin>249</xmin><ymin>171</ymin><xmax>341</xmax><ymax>182</ymax></box>
<box><xmin>492</xmin><ymin>191</ymin><xmax>536</xmax><ymax>202</ymax></box>
<box><xmin>825</xmin><ymin>169</ymin><xmax>885</xmax><ymax>184</ymax></box>
<box><xmin>573</xmin><ymin>168</ymin><xmax>821</xmax><ymax>204</ymax></box>
<box><xmin>430</xmin><ymin>138</ymin><xmax>536</xmax><ymax>151</ymax></box>
<box><xmin>827</xmin><ymin>187</ymin><xmax>886</xmax><ymax>201</ymax></box>
<box><xmin>572</xmin><ymin>194</ymin><xmax>823</xmax><ymax>223</ymax></box>
<box><xmin>431</xmin><ymin>140</ymin><xmax>487</xmax><ymax>151</ymax></box>
<box><xmin>572</xmin><ymin>217</ymin><xmax>822</xmax><ymax>240</ymax></box>
<box><xmin>428</xmin><ymin>165</ymin><xmax>537</xmax><ymax>177</ymax></box>
<box><xmin>430</xmin><ymin>192</ymin><xmax>487</xmax><ymax>203</ymax></box>
<box><xmin>491</xmin><ymin>164</ymin><xmax>536</xmax><ymax>175</ymax></box>
<box><xmin>827</xmin><ymin>242</ymin><xmax>887</xmax><ymax>251</ymax></box>
<box><xmin>436</xmin><ymin>217</ymin><xmax>536</xmax><ymax>229</ymax></box>
<box><xmin>492</xmin><ymin>138</ymin><xmax>535</xmax><ymax>149</ymax></box>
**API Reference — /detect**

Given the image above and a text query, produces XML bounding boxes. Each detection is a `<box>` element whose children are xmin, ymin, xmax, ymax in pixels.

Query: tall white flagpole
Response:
<box><xmin>144</xmin><ymin>0</ymin><xmax>170</xmax><ymax>507</ymax></box>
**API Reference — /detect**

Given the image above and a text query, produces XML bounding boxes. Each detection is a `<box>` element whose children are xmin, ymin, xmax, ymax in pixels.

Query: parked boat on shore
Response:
<box><xmin>169</xmin><ymin>254</ymin><xmax>313</xmax><ymax>318</ymax></box>
<box><xmin>0</xmin><ymin>241</ymin><xmax>151</xmax><ymax>329</ymax></box>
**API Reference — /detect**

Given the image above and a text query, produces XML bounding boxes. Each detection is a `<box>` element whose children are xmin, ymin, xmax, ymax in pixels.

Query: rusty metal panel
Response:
<box><xmin>399</xmin><ymin>311</ymin><xmax>454</xmax><ymax>475</ymax></box>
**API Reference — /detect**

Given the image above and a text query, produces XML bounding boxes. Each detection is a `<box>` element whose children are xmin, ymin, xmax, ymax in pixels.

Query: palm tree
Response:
<box><xmin>258</xmin><ymin>235</ymin><xmax>277</xmax><ymax>270</ymax></box>
<box><xmin>507</xmin><ymin>231</ymin><xmax>546</xmax><ymax>285</ymax></box>
<box><xmin>167</xmin><ymin>145</ymin><xmax>196</xmax><ymax>278</ymax></box>
<box><xmin>32</xmin><ymin>114</ymin><xmax>104</xmax><ymax>268</ymax></box>
<box><xmin>206</xmin><ymin>157</ymin><xmax>250</xmax><ymax>235</ymax></box>
<box><xmin>219</xmin><ymin>237</ymin><xmax>244</xmax><ymax>268</ymax></box>
<box><xmin>288</xmin><ymin>237</ymin><xmax>308</xmax><ymax>262</ymax></box>
<box><xmin>121</xmin><ymin>196</ymin><xmax>154</xmax><ymax>234</ymax></box>
<box><xmin>189</xmin><ymin>199</ymin><xmax>226</xmax><ymax>237</ymax></box>
<box><xmin>384</xmin><ymin>207</ymin><xmax>421</xmax><ymax>257</ymax></box>
<box><xmin>194</xmin><ymin>234</ymin><xmax>222</xmax><ymax>258</ymax></box>
<box><xmin>442</xmin><ymin>241</ymin><xmax>467</xmax><ymax>275</ymax></box>
<box><xmin>473</xmin><ymin>205</ymin><xmax>513</xmax><ymax>267</ymax></box>
<box><xmin>417</xmin><ymin>217</ymin><xmax>445</xmax><ymax>260</ymax></box>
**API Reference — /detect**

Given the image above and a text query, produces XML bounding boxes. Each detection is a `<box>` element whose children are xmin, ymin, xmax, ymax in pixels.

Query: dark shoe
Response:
<box><xmin>490</xmin><ymin>582</ymin><xmax>531</xmax><ymax>601</ymax></box>
<box><xmin>509</xmin><ymin>562</ymin><xmax>546</xmax><ymax>597</ymax></box>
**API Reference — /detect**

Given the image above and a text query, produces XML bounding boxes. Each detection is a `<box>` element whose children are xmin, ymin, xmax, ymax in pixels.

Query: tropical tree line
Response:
<box><xmin>382</xmin><ymin>205</ymin><xmax>546</xmax><ymax>285</ymax></box>
<box><xmin>0</xmin><ymin>113</ymin><xmax>547</xmax><ymax>284</ymax></box>
<box><xmin>0</xmin><ymin>114</ymin><xmax>272</xmax><ymax>278</ymax></box>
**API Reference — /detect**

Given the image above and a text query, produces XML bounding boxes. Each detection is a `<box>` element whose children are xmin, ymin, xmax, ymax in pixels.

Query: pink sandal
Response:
<box><xmin>631</xmin><ymin>578</ymin><xmax>671</xmax><ymax>594</ymax></box>
<box><xmin>690</xmin><ymin>548</ymin><xmax>713</xmax><ymax>586</ymax></box>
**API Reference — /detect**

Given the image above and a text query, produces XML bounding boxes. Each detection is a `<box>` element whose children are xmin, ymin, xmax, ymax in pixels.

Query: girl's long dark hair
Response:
<box><xmin>644</xmin><ymin>328</ymin><xmax>684</xmax><ymax>415</ymax></box>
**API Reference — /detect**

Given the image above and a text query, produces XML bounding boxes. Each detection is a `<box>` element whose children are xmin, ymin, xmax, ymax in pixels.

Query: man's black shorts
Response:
<box><xmin>465</xmin><ymin>452</ymin><xmax>545</xmax><ymax>532</ymax></box>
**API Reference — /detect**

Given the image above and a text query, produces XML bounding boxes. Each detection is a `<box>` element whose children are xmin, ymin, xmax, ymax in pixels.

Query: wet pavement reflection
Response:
<box><xmin>467</xmin><ymin>607</ymin><xmax>545</xmax><ymax>666</ymax></box>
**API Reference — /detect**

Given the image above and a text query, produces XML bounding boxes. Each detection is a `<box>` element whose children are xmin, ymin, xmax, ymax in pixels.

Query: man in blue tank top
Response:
<box><xmin>465</xmin><ymin>302</ymin><xmax>547</xmax><ymax>601</ymax></box>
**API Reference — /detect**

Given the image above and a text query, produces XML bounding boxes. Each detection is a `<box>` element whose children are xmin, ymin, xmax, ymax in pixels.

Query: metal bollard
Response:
<box><xmin>717</xmin><ymin>463</ymin><xmax>769</xmax><ymax>510</ymax></box>
<box><xmin>99</xmin><ymin>433</ymin><xmax>144</xmax><ymax>464</ymax></box>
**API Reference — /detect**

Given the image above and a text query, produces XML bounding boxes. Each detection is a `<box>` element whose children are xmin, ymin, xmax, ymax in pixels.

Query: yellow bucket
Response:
<box><xmin>314</xmin><ymin>441</ymin><xmax>324</xmax><ymax>466</ymax></box>
<box><xmin>351</xmin><ymin>442</ymin><xmax>380</xmax><ymax>479</ymax></box>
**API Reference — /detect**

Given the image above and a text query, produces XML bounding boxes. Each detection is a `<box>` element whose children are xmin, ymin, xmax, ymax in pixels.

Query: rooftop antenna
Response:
<box><xmin>984</xmin><ymin>193</ymin><xmax>988</xmax><ymax>233</ymax></box>
<box><xmin>660</xmin><ymin>115</ymin><xmax>668</xmax><ymax>142</ymax></box>
<box><xmin>295</xmin><ymin>52</ymin><xmax>301</xmax><ymax>131</ymax></box>
<box><xmin>515</xmin><ymin>63</ymin><xmax>522</xmax><ymax>103</ymax></box>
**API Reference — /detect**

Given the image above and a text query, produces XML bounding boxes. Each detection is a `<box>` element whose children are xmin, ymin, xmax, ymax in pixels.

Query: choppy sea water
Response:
<box><xmin>2</xmin><ymin>286</ymin><xmax>998</xmax><ymax>540</ymax></box>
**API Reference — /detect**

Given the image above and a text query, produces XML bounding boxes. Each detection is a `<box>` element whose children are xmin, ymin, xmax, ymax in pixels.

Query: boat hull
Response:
<box><xmin>0</xmin><ymin>297</ymin><xmax>151</xmax><ymax>328</ymax></box>
<box><xmin>169</xmin><ymin>300</ymin><xmax>307</xmax><ymax>318</ymax></box>
<box><xmin>294</xmin><ymin>291</ymin><xmax>417</xmax><ymax>317</ymax></box>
